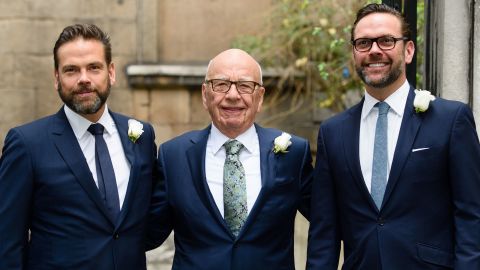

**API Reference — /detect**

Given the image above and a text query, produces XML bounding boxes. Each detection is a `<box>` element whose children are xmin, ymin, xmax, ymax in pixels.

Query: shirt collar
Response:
<box><xmin>209</xmin><ymin>124</ymin><xmax>258</xmax><ymax>155</ymax></box>
<box><xmin>361</xmin><ymin>80</ymin><xmax>410</xmax><ymax>120</ymax></box>
<box><xmin>64</xmin><ymin>104</ymin><xmax>116</xmax><ymax>139</ymax></box>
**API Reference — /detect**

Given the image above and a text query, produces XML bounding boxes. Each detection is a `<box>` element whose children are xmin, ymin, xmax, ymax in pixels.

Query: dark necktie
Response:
<box><xmin>88</xmin><ymin>123</ymin><xmax>120</xmax><ymax>219</ymax></box>
<box><xmin>223</xmin><ymin>139</ymin><xmax>247</xmax><ymax>237</ymax></box>
<box><xmin>371</xmin><ymin>102</ymin><xmax>390</xmax><ymax>209</ymax></box>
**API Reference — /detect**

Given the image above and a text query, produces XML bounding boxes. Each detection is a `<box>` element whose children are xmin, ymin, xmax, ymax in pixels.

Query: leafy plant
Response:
<box><xmin>233</xmin><ymin>0</ymin><xmax>424</xmax><ymax>123</ymax></box>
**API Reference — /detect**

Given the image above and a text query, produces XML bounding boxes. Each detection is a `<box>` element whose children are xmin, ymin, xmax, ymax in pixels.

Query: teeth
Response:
<box><xmin>368</xmin><ymin>63</ymin><xmax>386</xmax><ymax>67</ymax></box>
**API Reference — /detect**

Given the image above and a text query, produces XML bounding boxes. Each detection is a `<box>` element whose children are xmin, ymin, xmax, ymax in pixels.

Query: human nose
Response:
<box><xmin>369</xmin><ymin>41</ymin><xmax>383</xmax><ymax>54</ymax></box>
<box><xmin>225</xmin><ymin>82</ymin><xmax>241</xmax><ymax>98</ymax></box>
<box><xmin>78</xmin><ymin>69</ymin><xmax>91</xmax><ymax>84</ymax></box>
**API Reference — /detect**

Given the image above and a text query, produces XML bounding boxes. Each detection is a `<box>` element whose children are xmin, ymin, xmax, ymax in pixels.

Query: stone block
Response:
<box><xmin>112</xmin><ymin>56</ymin><xmax>136</xmax><ymax>89</ymax></box>
<box><xmin>158</xmin><ymin>0</ymin><xmax>272</xmax><ymax>61</ymax></box>
<box><xmin>151</xmin><ymin>123</ymin><xmax>173</xmax><ymax>145</ymax></box>
<box><xmin>108</xmin><ymin>0</ymin><xmax>137</xmax><ymax>21</ymax></box>
<box><xmin>129</xmin><ymin>89</ymin><xmax>150</xmax><ymax>121</ymax></box>
<box><xmin>25</xmin><ymin>0</ymin><xmax>107</xmax><ymax>20</ymax></box>
<box><xmin>13</xmin><ymin>55</ymin><xmax>54</xmax><ymax>91</ymax></box>
<box><xmin>136</xmin><ymin>0</ymin><xmax>158</xmax><ymax>61</ymax></box>
<box><xmin>190</xmin><ymin>89</ymin><xmax>210</xmax><ymax>125</ymax></box>
<box><xmin>294</xmin><ymin>214</ymin><xmax>308</xmax><ymax>270</ymax></box>
<box><xmin>146</xmin><ymin>234</ymin><xmax>174</xmax><ymax>269</ymax></box>
<box><xmin>0</xmin><ymin>0</ymin><xmax>29</xmax><ymax>18</ymax></box>
<box><xmin>0</xmin><ymin>20</ymin><xmax>59</xmax><ymax>55</ymax></box>
<box><xmin>108</xmin><ymin>87</ymin><xmax>134</xmax><ymax>116</ymax></box>
<box><xmin>0</xmin><ymin>54</ymin><xmax>15</xmax><ymax>89</ymax></box>
<box><xmin>108</xmin><ymin>21</ymin><xmax>136</xmax><ymax>57</ymax></box>
<box><xmin>150</xmin><ymin>89</ymin><xmax>190</xmax><ymax>125</ymax></box>
<box><xmin>0</xmin><ymin>89</ymin><xmax>36</xmax><ymax>145</ymax></box>
<box><xmin>34</xmin><ymin>88</ymin><xmax>63</xmax><ymax>118</ymax></box>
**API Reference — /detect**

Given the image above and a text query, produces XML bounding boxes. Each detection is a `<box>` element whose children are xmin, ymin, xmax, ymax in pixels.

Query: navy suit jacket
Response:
<box><xmin>0</xmin><ymin>108</ymin><xmax>157</xmax><ymax>270</ymax></box>
<box><xmin>147</xmin><ymin>124</ymin><xmax>313</xmax><ymax>270</ymax></box>
<box><xmin>307</xmin><ymin>87</ymin><xmax>480</xmax><ymax>270</ymax></box>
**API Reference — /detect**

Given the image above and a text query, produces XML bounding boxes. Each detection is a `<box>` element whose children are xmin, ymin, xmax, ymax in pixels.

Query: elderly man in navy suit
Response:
<box><xmin>147</xmin><ymin>48</ymin><xmax>313</xmax><ymax>270</ymax></box>
<box><xmin>0</xmin><ymin>24</ymin><xmax>157</xmax><ymax>269</ymax></box>
<box><xmin>307</xmin><ymin>4</ymin><xmax>480</xmax><ymax>270</ymax></box>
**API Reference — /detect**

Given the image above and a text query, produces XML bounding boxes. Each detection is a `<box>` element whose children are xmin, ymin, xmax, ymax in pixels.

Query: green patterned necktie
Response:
<box><xmin>223</xmin><ymin>139</ymin><xmax>247</xmax><ymax>237</ymax></box>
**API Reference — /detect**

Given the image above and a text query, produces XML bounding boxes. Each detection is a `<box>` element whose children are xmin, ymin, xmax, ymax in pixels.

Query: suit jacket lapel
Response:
<box><xmin>382</xmin><ymin>87</ymin><xmax>422</xmax><ymax>207</ymax></box>
<box><xmin>343</xmin><ymin>101</ymin><xmax>379</xmax><ymax>210</ymax></box>
<box><xmin>186</xmin><ymin>126</ymin><xmax>230</xmax><ymax>232</ymax></box>
<box><xmin>110</xmin><ymin>112</ymin><xmax>139</xmax><ymax>227</ymax></box>
<box><xmin>237</xmin><ymin>124</ymin><xmax>276</xmax><ymax>238</ymax></box>
<box><xmin>50</xmin><ymin>108</ymin><xmax>114</xmax><ymax>225</ymax></box>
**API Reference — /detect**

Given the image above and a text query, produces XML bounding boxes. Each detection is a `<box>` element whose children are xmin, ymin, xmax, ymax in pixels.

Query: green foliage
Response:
<box><xmin>232</xmin><ymin>0</ymin><xmax>369</xmax><ymax>112</ymax></box>
<box><xmin>416</xmin><ymin>0</ymin><xmax>425</xmax><ymax>88</ymax></box>
<box><xmin>233</xmin><ymin>0</ymin><xmax>425</xmax><ymax>114</ymax></box>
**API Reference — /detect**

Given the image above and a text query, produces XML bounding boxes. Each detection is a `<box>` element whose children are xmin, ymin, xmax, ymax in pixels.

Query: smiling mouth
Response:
<box><xmin>367</xmin><ymin>63</ymin><xmax>388</xmax><ymax>68</ymax></box>
<box><xmin>222</xmin><ymin>107</ymin><xmax>245</xmax><ymax>114</ymax></box>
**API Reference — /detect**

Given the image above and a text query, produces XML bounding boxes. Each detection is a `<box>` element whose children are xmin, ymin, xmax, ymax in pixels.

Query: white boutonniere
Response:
<box><xmin>128</xmin><ymin>119</ymin><xmax>144</xmax><ymax>143</ymax></box>
<box><xmin>413</xmin><ymin>89</ymin><xmax>436</xmax><ymax>113</ymax></box>
<box><xmin>273</xmin><ymin>132</ymin><xmax>292</xmax><ymax>154</ymax></box>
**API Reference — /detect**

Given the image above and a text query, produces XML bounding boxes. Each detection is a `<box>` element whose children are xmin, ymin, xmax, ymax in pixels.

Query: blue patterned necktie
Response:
<box><xmin>88</xmin><ymin>123</ymin><xmax>120</xmax><ymax>219</ymax></box>
<box><xmin>371</xmin><ymin>102</ymin><xmax>390</xmax><ymax>209</ymax></box>
<box><xmin>223</xmin><ymin>139</ymin><xmax>247</xmax><ymax>237</ymax></box>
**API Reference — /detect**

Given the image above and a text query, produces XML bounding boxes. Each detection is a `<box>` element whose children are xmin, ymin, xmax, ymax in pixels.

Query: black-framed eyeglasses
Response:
<box><xmin>205</xmin><ymin>79</ymin><xmax>262</xmax><ymax>94</ymax></box>
<box><xmin>351</xmin><ymin>36</ymin><xmax>409</xmax><ymax>52</ymax></box>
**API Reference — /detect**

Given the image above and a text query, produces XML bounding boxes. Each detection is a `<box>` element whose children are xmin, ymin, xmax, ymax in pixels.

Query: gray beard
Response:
<box><xmin>58</xmin><ymin>83</ymin><xmax>110</xmax><ymax>115</ymax></box>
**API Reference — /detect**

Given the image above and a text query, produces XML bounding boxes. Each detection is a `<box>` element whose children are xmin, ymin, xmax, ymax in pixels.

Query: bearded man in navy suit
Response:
<box><xmin>307</xmin><ymin>4</ymin><xmax>480</xmax><ymax>270</ymax></box>
<box><xmin>147</xmin><ymin>48</ymin><xmax>313</xmax><ymax>270</ymax></box>
<box><xmin>0</xmin><ymin>24</ymin><xmax>157</xmax><ymax>269</ymax></box>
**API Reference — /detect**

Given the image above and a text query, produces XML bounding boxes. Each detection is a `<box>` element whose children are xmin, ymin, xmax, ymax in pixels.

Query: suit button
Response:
<box><xmin>114</xmin><ymin>233</ymin><xmax>119</xmax><ymax>239</ymax></box>
<box><xmin>377</xmin><ymin>217</ymin><xmax>385</xmax><ymax>226</ymax></box>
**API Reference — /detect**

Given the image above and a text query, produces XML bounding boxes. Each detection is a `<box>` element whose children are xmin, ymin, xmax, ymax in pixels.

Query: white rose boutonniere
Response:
<box><xmin>128</xmin><ymin>119</ymin><xmax>144</xmax><ymax>143</ymax></box>
<box><xmin>413</xmin><ymin>89</ymin><xmax>436</xmax><ymax>113</ymax></box>
<box><xmin>273</xmin><ymin>132</ymin><xmax>292</xmax><ymax>154</ymax></box>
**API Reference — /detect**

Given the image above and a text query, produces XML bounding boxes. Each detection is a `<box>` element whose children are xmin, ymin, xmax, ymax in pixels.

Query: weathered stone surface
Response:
<box><xmin>13</xmin><ymin>55</ymin><xmax>53</xmax><ymax>91</ymax></box>
<box><xmin>0</xmin><ymin>0</ymin><xmax>28</xmax><ymax>18</ymax></box>
<box><xmin>158</xmin><ymin>0</ymin><xmax>272</xmax><ymax>62</ymax></box>
<box><xmin>34</xmin><ymin>88</ymin><xmax>63</xmax><ymax>118</ymax></box>
<box><xmin>112</xmin><ymin>56</ymin><xmax>134</xmax><ymax>89</ymax></box>
<box><xmin>129</xmin><ymin>89</ymin><xmax>151</xmax><ymax>121</ymax></box>
<box><xmin>108</xmin><ymin>87</ymin><xmax>134</xmax><ymax>116</ymax></box>
<box><xmin>108</xmin><ymin>21</ymin><xmax>137</xmax><ymax>57</ymax></box>
<box><xmin>0</xmin><ymin>54</ymin><xmax>15</xmax><ymax>89</ymax></box>
<box><xmin>190</xmin><ymin>89</ymin><xmax>210</xmax><ymax>125</ymax></box>
<box><xmin>146</xmin><ymin>235</ymin><xmax>174</xmax><ymax>270</ymax></box>
<box><xmin>0</xmin><ymin>89</ymin><xmax>36</xmax><ymax>148</ymax></box>
<box><xmin>137</xmin><ymin>0</ymin><xmax>158</xmax><ymax>61</ymax></box>
<box><xmin>150</xmin><ymin>89</ymin><xmax>190</xmax><ymax>125</ymax></box>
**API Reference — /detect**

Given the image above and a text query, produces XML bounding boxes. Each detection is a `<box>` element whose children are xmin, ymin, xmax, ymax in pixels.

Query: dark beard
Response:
<box><xmin>58</xmin><ymin>82</ymin><xmax>110</xmax><ymax>115</ymax></box>
<box><xmin>356</xmin><ymin>59</ymin><xmax>404</xmax><ymax>89</ymax></box>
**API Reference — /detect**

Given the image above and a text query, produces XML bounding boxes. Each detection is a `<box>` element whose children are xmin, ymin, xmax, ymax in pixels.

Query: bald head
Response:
<box><xmin>205</xmin><ymin>49</ymin><xmax>263</xmax><ymax>85</ymax></box>
<box><xmin>202</xmin><ymin>48</ymin><xmax>265</xmax><ymax>138</ymax></box>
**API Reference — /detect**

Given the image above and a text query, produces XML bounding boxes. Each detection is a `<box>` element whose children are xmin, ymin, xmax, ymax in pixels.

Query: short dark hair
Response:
<box><xmin>351</xmin><ymin>3</ymin><xmax>411</xmax><ymax>41</ymax></box>
<box><xmin>53</xmin><ymin>24</ymin><xmax>111</xmax><ymax>70</ymax></box>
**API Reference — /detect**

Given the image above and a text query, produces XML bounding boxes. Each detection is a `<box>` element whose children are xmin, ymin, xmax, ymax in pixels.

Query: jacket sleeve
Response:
<box><xmin>145</xmin><ymin>145</ymin><xmax>173</xmax><ymax>251</ymax></box>
<box><xmin>449</xmin><ymin>104</ymin><xmax>480</xmax><ymax>269</ymax></box>
<box><xmin>297</xmin><ymin>139</ymin><xmax>314</xmax><ymax>220</ymax></box>
<box><xmin>0</xmin><ymin>129</ymin><xmax>34</xmax><ymax>269</ymax></box>
<box><xmin>306</xmin><ymin>126</ymin><xmax>340</xmax><ymax>270</ymax></box>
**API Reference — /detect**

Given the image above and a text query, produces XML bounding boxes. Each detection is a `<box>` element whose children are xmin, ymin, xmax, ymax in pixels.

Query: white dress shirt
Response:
<box><xmin>359</xmin><ymin>80</ymin><xmax>410</xmax><ymax>192</ymax></box>
<box><xmin>205</xmin><ymin>124</ymin><xmax>262</xmax><ymax>217</ymax></box>
<box><xmin>64</xmin><ymin>105</ymin><xmax>131</xmax><ymax>209</ymax></box>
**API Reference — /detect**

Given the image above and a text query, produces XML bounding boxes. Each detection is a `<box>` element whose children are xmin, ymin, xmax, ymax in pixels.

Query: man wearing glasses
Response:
<box><xmin>307</xmin><ymin>3</ymin><xmax>480</xmax><ymax>270</ymax></box>
<box><xmin>147</xmin><ymin>48</ymin><xmax>313</xmax><ymax>270</ymax></box>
